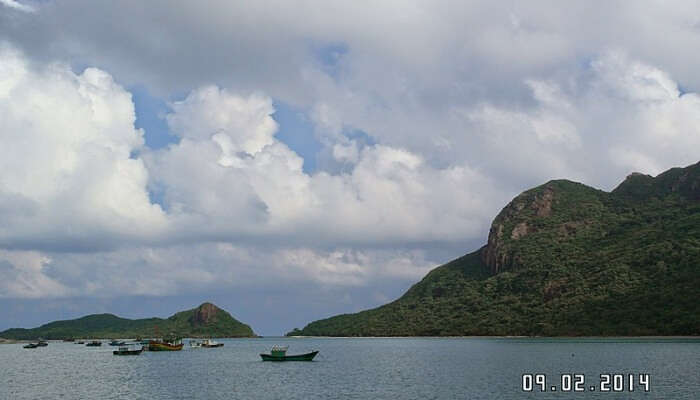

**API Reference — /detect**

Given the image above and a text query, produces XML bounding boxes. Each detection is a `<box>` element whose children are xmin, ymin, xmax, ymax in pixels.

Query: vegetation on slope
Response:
<box><xmin>291</xmin><ymin>162</ymin><xmax>700</xmax><ymax>336</ymax></box>
<box><xmin>0</xmin><ymin>302</ymin><xmax>256</xmax><ymax>339</ymax></box>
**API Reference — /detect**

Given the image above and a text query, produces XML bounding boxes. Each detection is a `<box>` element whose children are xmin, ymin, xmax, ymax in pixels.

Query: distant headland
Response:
<box><xmin>0</xmin><ymin>302</ymin><xmax>256</xmax><ymax>340</ymax></box>
<box><xmin>289</xmin><ymin>161</ymin><xmax>700</xmax><ymax>337</ymax></box>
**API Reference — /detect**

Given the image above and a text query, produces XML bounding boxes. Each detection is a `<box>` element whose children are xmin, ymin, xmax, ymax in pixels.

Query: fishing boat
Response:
<box><xmin>86</xmin><ymin>341</ymin><xmax>102</xmax><ymax>347</ymax></box>
<box><xmin>23</xmin><ymin>343</ymin><xmax>39</xmax><ymax>349</ymax></box>
<box><xmin>109</xmin><ymin>340</ymin><xmax>126</xmax><ymax>346</ymax></box>
<box><xmin>76</xmin><ymin>341</ymin><xmax>85</xmax><ymax>344</ymax></box>
<box><xmin>148</xmin><ymin>338</ymin><xmax>183</xmax><ymax>351</ymax></box>
<box><xmin>260</xmin><ymin>345</ymin><xmax>318</xmax><ymax>361</ymax></box>
<box><xmin>37</xmin><ymin>340</ymin><xmax>48</xmax><ymax>347</ymax></box>
<box><xmin>113</xmin><ymin>346</ymin><xmax>144</xmax><ymax>356</ymax></box>
<box><xmin>201</xmin><ymin>339</ymin><xmax>224</xmax><ymax>348</ymax></box>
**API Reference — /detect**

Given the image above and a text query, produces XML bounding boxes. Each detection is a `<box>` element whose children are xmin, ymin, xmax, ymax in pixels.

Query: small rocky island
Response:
<box><xmin>0</xmin><ymin>302</ymin><xmax>255</xmax><ymax>340</ymax></box>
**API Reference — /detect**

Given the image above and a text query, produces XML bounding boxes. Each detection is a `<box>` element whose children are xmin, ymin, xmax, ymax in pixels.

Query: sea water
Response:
<box><xmin>1</xmin><ymin>337</ymin><xmax>698</xmax><ymax>399</ymax></box>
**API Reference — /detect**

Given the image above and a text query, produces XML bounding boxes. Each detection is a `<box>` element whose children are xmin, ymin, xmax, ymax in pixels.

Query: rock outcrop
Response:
<box><xmin>481</xmin><ymin>184</ymin><xmax>559</xmax><ymax>273</ymax></box>
<box><xmin>191</xmin><ymin>302</ymin><xmax>220</xmax><ymax>326</ymax></box>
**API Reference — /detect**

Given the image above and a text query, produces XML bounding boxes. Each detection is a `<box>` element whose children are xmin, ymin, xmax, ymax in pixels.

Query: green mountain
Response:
<box><xmin>290</xmin><ymin>162</ymin><xmax>700</xmax><ymax>337</ymax></box>
<box><xmin>0</xmin><ymin>302</ymin><xmax>256</xmax><ymax>339</ymax></box>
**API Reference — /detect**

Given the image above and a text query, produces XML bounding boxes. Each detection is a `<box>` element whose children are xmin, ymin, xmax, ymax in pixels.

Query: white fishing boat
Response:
<box><xmin>201</xmin><ymin>339</ymin><xmax>224</xmax><ymax>348</ymax></box>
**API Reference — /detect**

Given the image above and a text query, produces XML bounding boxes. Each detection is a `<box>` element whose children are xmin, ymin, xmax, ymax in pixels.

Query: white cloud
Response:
<box><xmin>3</xmin><ymin>42</ymin><xmax>699</xmax><ymax>302</ymax></box>
<box><xmin>456</xmin><ymin>51</ymin><xmax>700</xmax><ymax>188</ymax></box>
<box><xmin>0</xmin><ymin>47</ymin><xmax>496</xmax><ymax>302</ymax></box>
<box><xmin>166</xmin><ymin>86</ymin><xmax>278</xmax><ymax>154</ymax></box>
<box><xmin>591</xmin><ymin>51</ymin><xmax>681</xmax><ymax>102</ymax></box>
<box><xmin>0</xmin><ymin>44</ymin><xmax>167</xmax><ymax>250</ymax></box>
<box><xmin>0</xmin><ymin>244</ymin><xmax>435</xmax><ymax>299</ymax></box>
<box><xmin>0</xmin><ymin>0</ymin><xmax>34</xmax><ymax>12</ymax></box>
<box><xmin>144</xmin><ymin>84</ymin><xmax>501</xmax><ymax>247</ymax></box>
<box><xmin>0</xmin><ymin>250</ymin><xmax>68</xmax><ymax>298</ymax></box>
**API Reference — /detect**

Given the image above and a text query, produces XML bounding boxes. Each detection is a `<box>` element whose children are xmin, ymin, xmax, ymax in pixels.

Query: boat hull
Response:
<box><xmin>260</xmin><ymin>351</ymin><xmax>319</xmax><ymax>361</ymax></box>
<box><xmin>148</xmin><ymin>342</ymin><xmax>183</xmax><ymax>351</ymax></box>
<box><xmin>202</xmin><ymin>343</ymin><xmax>224</xmax><ymax>348</ymax></box>
<box><xmin>113</xmin><ymin>348</ymin><xmax>144</xmax><ymax>355</ymax></box>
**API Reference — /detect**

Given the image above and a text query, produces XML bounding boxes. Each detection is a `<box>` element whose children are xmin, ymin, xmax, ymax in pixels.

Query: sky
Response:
<box><xmin>1</xmin><ymin>0</ymin><xmax>699</xmax><ymax>336</ymax></box>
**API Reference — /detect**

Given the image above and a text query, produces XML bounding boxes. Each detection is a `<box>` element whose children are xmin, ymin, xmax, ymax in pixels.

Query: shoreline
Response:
<box><xmin>284</xmin><ymin>335</ymin><xmax>700</xmax><ymax>340</ymax></box>
<box><xmin>3</xmin><ymin>335</ymin><xmax>698</xmax><ymax>343</ymax></box>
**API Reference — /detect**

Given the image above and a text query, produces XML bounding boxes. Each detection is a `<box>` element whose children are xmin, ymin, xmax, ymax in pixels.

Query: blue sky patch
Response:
<box><xmin>314</xmin><ymin>42</ymin><xmax>349</xmax><ymax>80</ymax></box>
<box><xmin>130</xmin><ymin>85</ymin><xmax>178</xmax><ymax>150</ymax></box>
<box><xmin>273</xmin><ymin>100</ymin><xmax>323</xmax><ymax>174</ymax></box>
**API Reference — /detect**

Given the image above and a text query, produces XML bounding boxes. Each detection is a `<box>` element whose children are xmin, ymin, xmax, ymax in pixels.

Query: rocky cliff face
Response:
<box><xmin>482</xmin><ymin>161</ymin><xmax>700</xmax><ymax>276</ymax></box>
<box><xmin>191</xmin><ymin>302</ymin><xmax>220</xmax><ymax>326</ymax></box>
<box><xmin>481</xmin><ymin>185</ymin><xmax>556</xmax><ymax>273</ymax></box>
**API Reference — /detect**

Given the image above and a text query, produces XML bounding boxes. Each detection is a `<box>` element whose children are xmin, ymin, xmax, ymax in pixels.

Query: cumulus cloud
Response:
<box><xmin>0</xmin><ymin>47</ymin><xmax>497</xmax><ymax>302</ymax></box>
<box><xmin>0</xmin><ymin>44</ymin><xmax>167</xmax><ymax>251</ymax></box>
<box><xmin>455</xmin><ymin>51</ymin><xmax>700</xmax><ymax>189</ymax></box>
<box><xmin>2</xmin><ymin>42</ymin><xmax>699</xmax><ymax>304</ymax></box>
<box><xmin>5</xmin><ymin>1</ymin><xmax>698</xmax><ymax>152</ymax></box>
<box><xmin>166</xmin><ymin>86</ymin><xmax>278</xmax><ymax>154</ymax></box>
<box><xmin>142</xmin><ymin>84</ymin><xmax>502</xmax><ymax>247</ymax></box>
<box><xmin>2</xmin><ymin>2</ymin><xmax>699</xmax><ymax>189</ymax></box>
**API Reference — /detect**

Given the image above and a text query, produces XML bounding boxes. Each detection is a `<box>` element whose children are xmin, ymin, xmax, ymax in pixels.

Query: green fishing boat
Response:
<box><xmin>260</xmin><ymin>346</ymin><xmax>318</xmax><ymax>361</ymax></box>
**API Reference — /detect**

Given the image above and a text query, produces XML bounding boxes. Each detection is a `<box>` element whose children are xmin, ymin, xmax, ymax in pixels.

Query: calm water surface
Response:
<box><xmin>2</xmin><ymin>337</ymin><xmax>698</xmax><ymax>399</ymax></box>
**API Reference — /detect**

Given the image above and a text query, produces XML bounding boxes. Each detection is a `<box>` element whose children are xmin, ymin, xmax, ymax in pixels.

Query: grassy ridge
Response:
<box><xmin>291</xmin><ymin>162</ymin><xmax>700</xmax><ymax>336</ymax></box>
<box><xmin>0</xmin><ymin>302</ymin><xmax>256</xmax><ymax>339</ymax></box>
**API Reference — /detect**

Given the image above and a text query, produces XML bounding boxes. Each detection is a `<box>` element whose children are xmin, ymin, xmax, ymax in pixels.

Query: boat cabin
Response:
<box><xmin>271</xmin><ymin>345</ymin><xmax>288</xmax><ymax>357</ymax></box>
